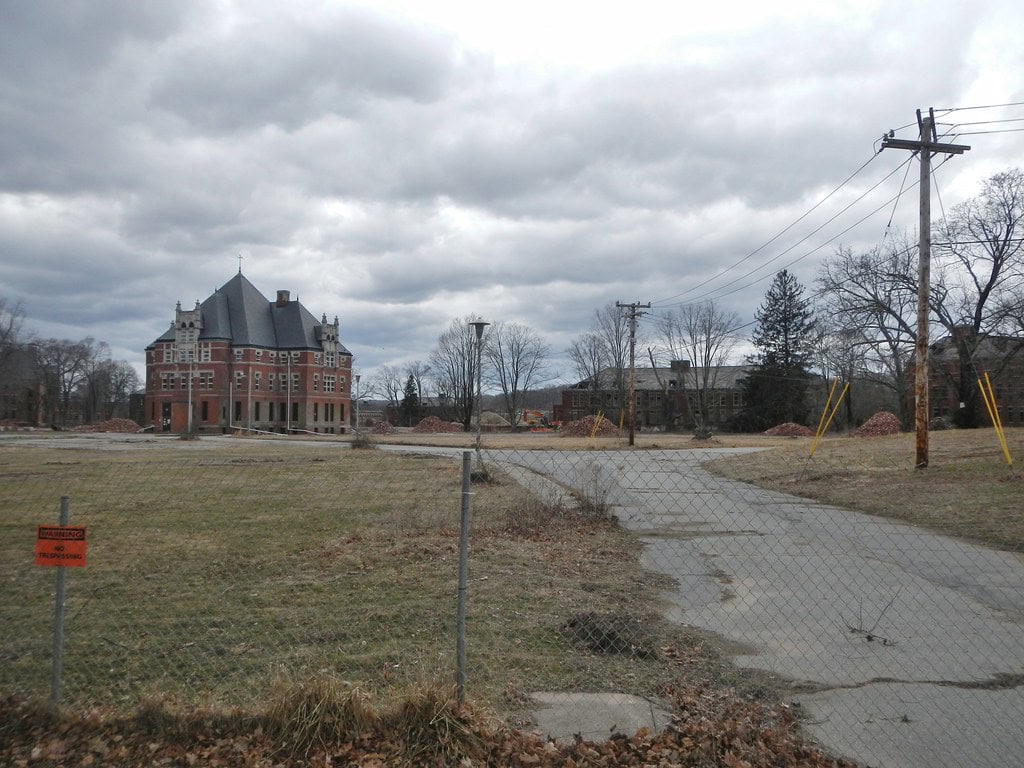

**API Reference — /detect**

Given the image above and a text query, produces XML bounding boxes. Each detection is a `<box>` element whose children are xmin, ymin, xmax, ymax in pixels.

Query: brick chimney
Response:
<box><xmin>276</xmin><ymin>290</ymin><xmax>290</xmax><ymax>307</ymax></box>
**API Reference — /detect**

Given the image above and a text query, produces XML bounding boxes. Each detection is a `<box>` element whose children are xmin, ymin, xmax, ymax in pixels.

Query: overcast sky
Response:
<box><xmin>2</xmin><ymin>0</ymin><xmax>1022</xmax><ymax>386</ymax></box>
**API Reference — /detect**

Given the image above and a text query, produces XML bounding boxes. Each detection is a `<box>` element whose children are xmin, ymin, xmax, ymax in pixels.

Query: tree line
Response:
<box><xmin>369</xmin><ymin>167</ymin><xmax>1024</xmax><ymax>433</ymax></box>
<box><xmin>0</xmin><ymin>299</ymin><xmax>139</xmax><ymax>428</ymax></box>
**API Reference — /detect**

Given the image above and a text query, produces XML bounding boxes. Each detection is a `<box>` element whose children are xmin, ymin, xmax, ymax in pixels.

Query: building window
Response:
<box><xmin>326</xmin><ymin>352</ymin><xmax>336</xmax><ymax>367</ymax></box>
<box><xmin>313</xmin><ymin>374</ymin><xmax>320</xmax><ymax>391</ymax></box>
<box><xmin>268</xmin><ymin>373</ymin><xmax>275</xmax><ymax>389</ymax></box>
<box><xmin>255</xmin><ymin>402</ymin><xmax>261</xmax><ymax>420</ymax></box>
<box><xmin>291</xmin><ymin>373</ymin><xmax>300</xmax><ymax>391</ymax></box>
<box><xmin>269</xmin><ymin>402</ymin><xmax>275</xmax><ymax>421</ymax></box>
<box><xmin>324</xmin><ymin>375</ymin><xmax>336</xmax><ymax>392</ymax></box>
<box><xmin>254</xmin><ymin>372</ymin><xmax>261</xmax><ymax>391</ymax></box>
<box><xmin>255</xmin><ymin>349</ymin><xmax>263</xmax><ymax>359</ymax></box>
<box><xmin>234</xmin><ymin>401</ymin><xmax>242</xmax><ymax>421</ymax></box>
<box><xmin>234</xmin><ymin>348</ymin><xmax>243</xmax><ymax>362</ymax></box>
<box><xmin>161</xmin><ymin>373</ymin><xmax>174</xmax><ymax>390</ymax></box>
<box><xmin>163</xmin><ymin>347</ymin><xmax>173</xmax><ymax>363</ymax></box>
<box><xmin>201</xmin><ymin>401</ymin><xmax>209</xmax><ymax>421</ymax></box>
<box><xmin>200</xmin><ymin>344</ymin><xmax>211</xmax><ymax>362</ymax></box>
<box><xmin>313</xmin><ymin>403</ymin><xmax>319</xmax><ymax>421</ymax></box>
<box><xmin>177</xmin><ymin>347</ymin><xmax>194</xmax><ymax>363</ymax></box>
<box><xmin>291</xmin><ymin>351</ymin><xmax>300</xmax><ymax>361</ymax></box>
<box><xmin>198</xmin><ymin>372</ymin><xmax>213</xmax><ymax>390</ymax></box>
<box><xmin>291</xmin><ymin>402</ymin><xmax>299</xmax><ymax>422</ymax></box>
<box><xmin>314</xmin><ymin>353</ymin><xmax>322</xmax><ymax>365</ymax></box>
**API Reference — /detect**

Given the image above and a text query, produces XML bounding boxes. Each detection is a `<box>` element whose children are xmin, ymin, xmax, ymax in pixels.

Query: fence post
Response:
<box><xmin>50</xmin><ymin>495</ymin><xmax>70</xmax><ymax>705</ymax></box>
<box><xmin>456</xmin><ymin>451</ymin><xmax>472</xmax><ymax>703</ymax></box>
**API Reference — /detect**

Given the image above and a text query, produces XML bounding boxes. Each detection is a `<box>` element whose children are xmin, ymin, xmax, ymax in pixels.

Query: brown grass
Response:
<box><xmin>705</xmin><ymin>427</ymin><xmax>1024</xmax><ymax>551</ymax></box>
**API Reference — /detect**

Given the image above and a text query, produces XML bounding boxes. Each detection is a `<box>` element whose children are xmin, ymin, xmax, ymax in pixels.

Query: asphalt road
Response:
<box><xmin>490</xmin><ymin>447</ymin><xmax>1024</xmax><ymax>768</ymax></box>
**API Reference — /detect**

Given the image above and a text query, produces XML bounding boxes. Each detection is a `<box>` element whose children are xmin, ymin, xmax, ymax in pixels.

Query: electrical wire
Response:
<box><xmin>656</xmin><ymin>155</ymin><xmax>917</xmax><ymax>308</ymax></box>
<box><xmin>651</xmin><ymin>151</ymin><xmax>885</xmax><ymax>307</ymax></box>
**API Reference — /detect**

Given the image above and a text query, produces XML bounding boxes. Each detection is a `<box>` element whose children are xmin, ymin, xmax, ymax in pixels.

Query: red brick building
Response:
<box><xmin>144</xmin><ymin>272</ymin><xmax>353</xmax><ymax>434</ymax></box>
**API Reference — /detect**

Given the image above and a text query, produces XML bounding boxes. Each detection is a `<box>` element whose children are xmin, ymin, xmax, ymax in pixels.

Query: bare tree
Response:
<box><xmin>369</xmin><ymin>364</ymin><xmax>404</xmax><ymax>422</ymax></box>
<box><xmin>79</xmin><ymin>340</ymin><xmax>113</xmax><ymax>423</ymax></box>
<box><xmin>0</xmin><ymin>297</ymin><xmax>30</xmax><ymax>375</ymax></box>
<box><xmin>565</xmin><ymin>302</ymin><xmax>634</xmax><ymax>421</ymax></box>
<box><xmin>567</xmin><ymin>331</ymin><xmax>607</xmax><ymax>388</ymax></box>
<box><xmin>650</xmin><ymin>301</ymin><xmax>740</xmax><ymax>435</ymax></box>
<box><xmin>32</xmin><ymin>337</ymin><xmax>95</xmax><ymax>427</ymax></box>
<box><xmin>593</xmin><ymin>302</ymin><xmax>631</xmax><ymax>412</ymax></box>
<box><xmin>102</xmin><ymin>361</ymin><xmax>140</xmax><ymax>420</ymax></box>
<box><xmin>484</xmin><ymin>321</ymin><xmax>551</xmax><ymax>428</ymax></box>
<box><xmin>429</xmin><ymin>315</ymin><xmax>487</xmax><ymax>431</ymax></box>
<box><xmin>818</xmin><ymin>239</ymin><xmax>917</xmax><ymax>428</ymax></box>
<box><xmin>931</xmin><ymin>168</ymin><xmax>1024</xmax><ymax>425</ymax></box>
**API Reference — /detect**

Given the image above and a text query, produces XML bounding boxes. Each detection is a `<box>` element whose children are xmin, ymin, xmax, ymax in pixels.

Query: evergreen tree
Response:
<box><xmin>736</xmin><ymin>270</ymin><xmax>817</xmax><ymax>431</ymax></box>
<box><xmin>400</xmin><ymin>373</ymin><xmax>419</xmax><ymax>426</ymax></box>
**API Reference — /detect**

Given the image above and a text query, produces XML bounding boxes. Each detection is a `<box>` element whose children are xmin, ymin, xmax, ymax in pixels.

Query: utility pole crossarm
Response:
<box><xmin>881</xmin><ymin>137</ymin><xmax>971</xmax><ymax>154</ymax></box>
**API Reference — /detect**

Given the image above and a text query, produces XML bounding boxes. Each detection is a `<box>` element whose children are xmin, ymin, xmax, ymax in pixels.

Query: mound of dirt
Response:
<box><xmin>371</xmin><ymin>421</ymin><xmax>396</xmax><ymax>434</ymax></box>
<box><xmin>560</xmin><ymin>414</ymin><xmax>619</xmax><ymax>437</ymax></box>
<box><xmin>73</xmin><ymin>418</ymin><xmax>141</xmax><ymax>433</ymax></box>
<box><xmin>853</xmin><ymin>411</ymin><xmax>902</xmax><ymax>437</ymax></box>
<box><xmin>411</xmin><ymin>416</ymin><xmax>462</xmax><ymax>433</ymax></box>
<box><xmin>763</xmin><ymin>422</ymin><xmax>814</xmax><ymax>437</ymax></box>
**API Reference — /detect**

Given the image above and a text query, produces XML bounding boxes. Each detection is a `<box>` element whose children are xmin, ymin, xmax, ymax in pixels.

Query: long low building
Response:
<box><xmin>554</xmin><ymin>360</ymin><xmax>750</xmax><ymax>431</ymax></box>
<box><xmin>144</xmin><ymin>271</ymin><xmax>353</xmax><ymax>435</ymax></box>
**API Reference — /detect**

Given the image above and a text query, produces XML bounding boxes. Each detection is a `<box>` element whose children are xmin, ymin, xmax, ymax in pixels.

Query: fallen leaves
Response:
<box><xmin>1</xmin><ymin>687</ymin><xmax>859</xmax><ymax>768</ymax></box>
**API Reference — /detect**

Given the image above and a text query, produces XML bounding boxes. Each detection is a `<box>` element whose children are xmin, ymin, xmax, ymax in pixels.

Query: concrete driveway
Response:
<box><xmin>493</xmin><ymin>447</ymin><xmax>1024</xmax><ymax>768</ymax></box>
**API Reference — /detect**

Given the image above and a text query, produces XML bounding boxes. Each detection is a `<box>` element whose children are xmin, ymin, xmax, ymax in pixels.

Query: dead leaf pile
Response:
<box><xmin>72</xmin><ymin>418</ymin><xmax>142</xmax><ymax>433</ymax></box>
<box><xmin>852</xmin><ymin>412</ymin><xmax>901</xmax><ymax>437</ymax></box>
<box><xmin>1</xmin><ymin>689</ymin><xmax>858</xmax><ymax>768</ymax></box>
<box><xmin>560</xmin><ymin>415</ymin><xmax>620</xmax><ymax>438</ymax></box>
<box><xmin>762</xmin><ymin>423</ymin><xmax>814</xmax><ymax>437</ymax></box>
<box><xmin>412</xmin><ymin>416</ymin><xmax>463</xmax><ymax>433</ymax></box>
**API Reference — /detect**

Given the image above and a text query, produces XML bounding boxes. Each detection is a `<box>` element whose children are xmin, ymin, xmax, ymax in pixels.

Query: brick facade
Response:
<box><xmin>144</xmin><ymin>273</ymin><xmax>353</xmax><ymax>435</ymax></box>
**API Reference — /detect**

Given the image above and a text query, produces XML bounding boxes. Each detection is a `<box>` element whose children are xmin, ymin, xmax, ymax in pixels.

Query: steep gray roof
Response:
<box><xmin>149</xmin><ymin>273</ymin><xmax>351</xmax><ymax>353</ymax></box>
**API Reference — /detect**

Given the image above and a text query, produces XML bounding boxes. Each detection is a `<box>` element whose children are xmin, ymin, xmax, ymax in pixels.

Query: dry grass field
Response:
<box><xmin>0</xmin><ymin>434</ymin><xmax>767</xmax><ymax>719</ymax></box>
<box><xmin>703</xmin><ymin>427</ymin><xmax>1024</xmax><ymax>551</ymax></box>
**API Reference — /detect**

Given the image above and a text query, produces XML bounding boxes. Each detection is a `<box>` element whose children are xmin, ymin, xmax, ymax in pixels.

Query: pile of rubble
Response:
<box><xmin>763</xmin><ymin>422</ymin><xmax>815</xmax><ymax>437</ymax></box>
<box><xmin>560</xmin><ymin>414</ymin><xmax>619</xmax><ymax>437</ymax></box>
<box><xmin>411</xmin><ymin>416</ymin><xmax>462</xmax><ymax>433</ymax></box>
<box><xmin>370</xmin><ymin>421</ymin><xmax>396</xmax><ymax>435</ymax></box>
<box><xmin>853</xmin><ymin>411</ymin><xmax>902</xmax><ymax>437</ymax></box>
<box><xmin>73</xmin><ymin>418</ymin><xmax>142</xmax><ymax>433</ymax></box>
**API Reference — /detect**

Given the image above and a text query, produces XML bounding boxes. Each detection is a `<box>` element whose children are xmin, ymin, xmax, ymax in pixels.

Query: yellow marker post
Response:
<box><xmin>978</xmin><ymin>373</ymin><xmax>1013</xmax><ymax>468</ymax></box>
<box><xmin>810</xmin><ymin>381</ymin><xmax>850</xmax><ymax>459</ymax></box>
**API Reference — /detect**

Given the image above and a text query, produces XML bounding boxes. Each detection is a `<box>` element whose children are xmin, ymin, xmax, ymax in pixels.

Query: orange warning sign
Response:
<box><xmin>35</xmin><ymin>526</ymin><xmax>87</xmax><ymax>567</ymax></box>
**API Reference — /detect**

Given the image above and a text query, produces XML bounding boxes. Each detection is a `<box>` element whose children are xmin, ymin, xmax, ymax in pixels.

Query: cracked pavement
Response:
<box><xmin>496</xmin><ymin>447</ymin><xmax>1024</xmax><ymax>768</ymax></box>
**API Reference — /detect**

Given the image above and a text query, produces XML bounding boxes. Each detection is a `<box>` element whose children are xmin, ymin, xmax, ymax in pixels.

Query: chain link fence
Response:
<box><xmin>2</xmin><ymin>430</ymin><xmax>1022</xmax><ymax>767</ymax></box>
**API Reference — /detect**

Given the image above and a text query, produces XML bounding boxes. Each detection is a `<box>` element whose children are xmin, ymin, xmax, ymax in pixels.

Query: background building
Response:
<box><xmin>144</xmin><ymin>272</ymin><xmax>353</xmax><ymax>434</ymax></box>
<box><xmin>554</xmin><ymin>361</ymin><xmax>749</xmax><ymax>431</ymax></box>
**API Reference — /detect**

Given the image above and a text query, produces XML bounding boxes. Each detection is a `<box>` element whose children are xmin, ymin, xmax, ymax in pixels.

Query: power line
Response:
<box><xmin>651</xmin><ymin>151</ymin><xmax>884</xmax><ymax>307</ymax></box>
<box><xmin>657</xmin><ymin>156</ymin><xmax>917</xmax><ymax>308</ymax></box>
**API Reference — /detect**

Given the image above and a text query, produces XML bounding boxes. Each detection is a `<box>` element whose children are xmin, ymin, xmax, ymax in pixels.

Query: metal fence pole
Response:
<box><xmin>50</xmin><ymin>495</ymin><xmax>70</xmax><ymax>705</ymax></box>
<box><xmin>456</xmin><ymin>451</ymin><xmax>471</xmax><ymax>702</ymax></box>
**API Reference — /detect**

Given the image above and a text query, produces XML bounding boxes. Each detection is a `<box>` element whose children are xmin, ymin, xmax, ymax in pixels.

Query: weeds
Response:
<box><xmin>573</xmin><ymin>460</ymin><xmax>615</xmax><ymax>518</ymax></box>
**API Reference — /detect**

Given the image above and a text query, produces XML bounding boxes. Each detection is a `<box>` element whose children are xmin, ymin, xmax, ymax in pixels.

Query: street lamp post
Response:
<box><xmin>354</xmin><ymin>374</ymin><xmax>361</xmax><ymax>434</ymax></box>
<box><xmin>469</xmin><ymin>320</ymin><xmax>489</xmax><ymax>470</ymax></box>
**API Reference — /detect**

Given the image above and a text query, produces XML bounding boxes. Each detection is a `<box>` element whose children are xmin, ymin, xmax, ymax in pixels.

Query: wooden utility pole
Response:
<box><xmin>616</xmin><ymin>301</ymin><xmax>650</xmax><ymax>446</ymax></box>
<box><xmin>880</xmin><ymin>108</ymin><xmax>969</xmax><ymax>468</ymax></box>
